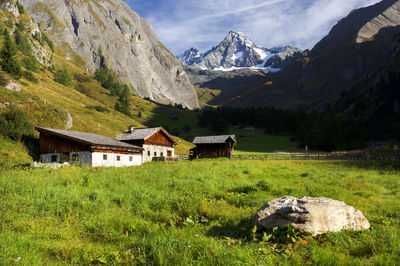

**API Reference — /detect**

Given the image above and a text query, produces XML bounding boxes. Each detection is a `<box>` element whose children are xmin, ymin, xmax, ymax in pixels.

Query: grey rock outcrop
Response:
<box><xmin>20</xmin><ymin>0</ymin><xmax>199</xmax><ymax>110</ymax></box>
<box><xmin>5</xmin><ymin>81</ymin><xmax>21</xmax><ymax>92</ymax></box>
<box><xmin>178</xmin><ymin>31</ymin><xmax>304</xmax><ymax>70</ymax></box>
<box><xmin>254</xmin><ymin>196</ymin><xmax>370</xmax><ymax>236</ymax></box>
<box><xmin>357</xmin><ymin>1</ymin><xmax>400</xmax><ymax>43</ymax></box>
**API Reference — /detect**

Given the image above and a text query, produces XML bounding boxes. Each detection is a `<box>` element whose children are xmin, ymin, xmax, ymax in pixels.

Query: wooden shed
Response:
<box><xmin>190</xmin><ymin>135</ymin><xmax>236</xmax><ymax>159</ymax></box>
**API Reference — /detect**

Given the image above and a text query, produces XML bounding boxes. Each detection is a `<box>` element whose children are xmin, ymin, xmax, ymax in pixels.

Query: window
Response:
<box><xmin>72</xmin><ymin>154</ymin><xmax>79</xmax><ymax>161</ymax></box>
<box><xmin>103</xmin><ymin>154</ymin><xmax>108</xmax><ymax>160</ymax></box>
<box><xmin>154</xmin><ymin>152</ymin><xmax>157</xmax><ymax>156</ymax></box>
<box><xmin>51</xmin><ymin>155</ymin><xmax>58</xmax><ymax>163</ymax></box>
<box><xmin>147</xmin><ymin>151</ymin><xmax>150</xmax><ymax>156</ymax></box>
<box><xmin>167</xmin><ymin>151</ymin><xmax>172</xmax><ymax>157</ymax></box>
<box><xmin>129</xmin><ymin>156</ymin><xmax>133</xmax><ymax>162</ymax></box>
<box><xmin>117</xmin><ymin>155</ymin><xmax>121</xmax><ymax>161</ymax></box>
<box><xmin>161</xmin><ymin>152</ymin><xmax>164</xmax><ymax>157</ymax></box>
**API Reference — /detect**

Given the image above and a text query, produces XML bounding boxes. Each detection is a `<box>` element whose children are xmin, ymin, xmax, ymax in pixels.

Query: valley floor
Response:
<box><xmin>0</xmin><ymin>160</ymin><xmax>399</xmax><ymax>265</ymax></box>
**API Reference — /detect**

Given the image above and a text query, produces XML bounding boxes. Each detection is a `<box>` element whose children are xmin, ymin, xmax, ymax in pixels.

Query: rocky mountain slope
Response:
<box><xmin>178</xmin><ymin>31</ymin><xmax>304</xmax><ymax>70</ymax></box>
<box><xmin>218</xmin><ymin>0</ymin><xmax>400</xmax><ymax>111</ymax></box>
<box><xmin>19</xmin><ymin>0</ymin><xmax>199</xmax><ymax>110</ymax></box>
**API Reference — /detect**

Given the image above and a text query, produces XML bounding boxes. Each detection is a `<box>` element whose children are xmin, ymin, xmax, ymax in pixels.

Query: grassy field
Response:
<box><xmin>0</xmin><ymin>159</ymin><xmax>399</xmax><ymax>265</ymax></box>
<box><xmin>231</xmin><ymin>128</ymin><xmax>298</xmax><ymax>155</ymax></box>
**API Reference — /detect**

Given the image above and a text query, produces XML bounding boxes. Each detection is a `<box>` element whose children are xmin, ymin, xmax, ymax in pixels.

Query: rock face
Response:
<box><xmin>254</xmin><ymin>196</ymin><xmax>370</xmax><ymax>236</ymax></box>
<box><xmin>178</xmin><ymin>31</ymin><xmax>304</xmax><ymax>70</ymax></box>
<box><xmin>20</xmin><ymin>0</ymin><xmax>199</xmax><ymax>110</ymax></box>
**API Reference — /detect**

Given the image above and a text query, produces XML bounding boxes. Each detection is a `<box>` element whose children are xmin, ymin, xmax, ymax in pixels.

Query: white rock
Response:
<box><xmin>254</xmin><ymin>196</ymin><xmax>370</xmax><ymax>235</ymax></box>
<box><xmin>5</xmin><ymin>81</ymin><xmax>21</xmax><ymax>92</ymax></box>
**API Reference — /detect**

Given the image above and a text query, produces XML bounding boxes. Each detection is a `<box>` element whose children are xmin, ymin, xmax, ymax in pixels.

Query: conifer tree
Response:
<box><xmin>0</xmin><ymin>29</ymin><xmax>22</xmax><ymax>79</ymax></box>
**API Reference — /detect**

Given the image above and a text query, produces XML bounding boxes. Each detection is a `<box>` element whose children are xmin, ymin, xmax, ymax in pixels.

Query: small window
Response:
<box><xmin>154</xmin><ymin>152</ymin><xmax>157</xmax><ymax>156</ymax></box>
<box><xmin>72</xmin><ymin>154</ymin><xmax>79</xmax><ymax>161</ymax></box>
<box><xmin>117</xmin><ymin>155</ymin><xmax>121</xmax><ymax>161</ymax></box>
<box><xmin>147</xmin><ymin>151</ymin><xmax>150</xmax><ymax>156</ymax></box>
<box><xmin>167</xmin><ymin>151</ymin><xmax>172</xmax><ymax>157</ymax></box>
<box><xmin>129</xmin><ymin>156</ymin><xmax>133</xmax><ymax>162</ymax></box>
<box><xmin>51</xmin><ymin>155</ymin><xmax>58</xmax><ymax>163</ymax></box>
<box><xmin>103</xmin><ymin>154</ymin><xmax>108</xmax><ymax>160</ymax></box>
<box><xmin>161</xmin><ymin>152</ymin><xmax>164</xmax><ymax>157</ymax></box>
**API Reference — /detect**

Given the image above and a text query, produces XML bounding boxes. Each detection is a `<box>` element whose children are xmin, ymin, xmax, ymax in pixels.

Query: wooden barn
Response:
<box><xmin>190</xmin><ymin>135</ymin><xmax>236</xmax><ymax>159</ymax></box>
<box><xmin>115</xmin><ymin>127</ymin><xmax>177</xmax><ymax>162</ymax></box>
<box><xmin>36</xmin><ymin>127</ymin><xmax>143</xmax><ymax>167</ymax></box>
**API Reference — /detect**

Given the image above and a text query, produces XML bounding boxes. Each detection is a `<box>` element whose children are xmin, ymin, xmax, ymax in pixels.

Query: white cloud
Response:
<box><xmin>127</xmin><ymin>0</ymin><xmax>382</xmax><ymax>54</ymax></box>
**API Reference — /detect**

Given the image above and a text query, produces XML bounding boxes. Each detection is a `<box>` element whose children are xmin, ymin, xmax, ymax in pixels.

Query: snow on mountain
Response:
<box><xmin>177</xmin><ymin>31</ymin><xmax>304</xmax><ymax>71</ymax></box>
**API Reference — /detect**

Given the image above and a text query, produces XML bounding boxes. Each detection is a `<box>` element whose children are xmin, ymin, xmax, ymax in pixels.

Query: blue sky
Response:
<box><xmin>123</xmin><ymin>0</ymin><xmax>381</xmax><ymax>55</ymax></box>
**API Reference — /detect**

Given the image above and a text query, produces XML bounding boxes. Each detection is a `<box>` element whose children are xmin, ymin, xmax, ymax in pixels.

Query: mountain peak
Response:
<box><xmin>178</xmin><ymin>31</ymin><xmax>304</xmax><ymax>70</ymax></box>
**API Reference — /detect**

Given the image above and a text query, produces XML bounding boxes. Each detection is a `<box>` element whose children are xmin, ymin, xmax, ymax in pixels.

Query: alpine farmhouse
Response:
<box><xmin>116</xmin><ymin>127</ymin><xmax>177</xmax><ymax>162</ymax></box>
<box><xmin>36</xmin><ymin>127</ymin><xmax>143</xmax><ymax>167</ymax></box>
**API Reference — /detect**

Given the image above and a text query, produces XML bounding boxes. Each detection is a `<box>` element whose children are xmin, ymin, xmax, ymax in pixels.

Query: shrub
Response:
<box><xmin>15</xmin><ymin>29</ymin><xmax>32</xmax><ymax>56</ymax></box>
<box><xmin>16</xmin><ymin>0</ymin><xmax>25</xmax><ymax>14</ymax></box>
<box><xmin>41</xmin><ymin>32</ymin><xmax>54</xmax><ymax>52</ymax></box>
<box><xmin>0</xmin><ymin>106</ymin><xmax>34</xmax><ymax>141</ymax></box>
<box><xmin>54</xmin><ymin>68</ymin><xmax>73</xmax><ymax>87</ymax></box>
<box><xmin>0</xmin><ymin>71</ymin><xmax>8</xmax><ymax>86</ymax></box>
<box><xmin>22</xmin><ymin>55</ymin><xmax>40</xmax><ymax>73</ymax></box>
<box><xmin>0</xmin><ymin>29</ymin><xmax>22</xmax><ymax>79</ymax></box>
<box><xmin>23</xmin><ymin>70</ymin><xmax>38</xmax><ymax>83</ymax></box>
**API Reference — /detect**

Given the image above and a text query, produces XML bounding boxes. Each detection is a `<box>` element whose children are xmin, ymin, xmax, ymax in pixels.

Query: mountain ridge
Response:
<box><xmin>19</xmin><ymin>0</ymin><xmax>200</xmax><ymax>110</ymax></box>
<box><xmin>178</xmin><ymin>31</ymin><xmax>304</xmax><ymax>71</ymax></box>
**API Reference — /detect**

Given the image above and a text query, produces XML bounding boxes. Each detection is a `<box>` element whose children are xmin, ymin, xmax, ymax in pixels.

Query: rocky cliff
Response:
<box><xmin>20</xmin><ymin>0</ymin><xmax>199</xmax><ymax>110</ymax></box>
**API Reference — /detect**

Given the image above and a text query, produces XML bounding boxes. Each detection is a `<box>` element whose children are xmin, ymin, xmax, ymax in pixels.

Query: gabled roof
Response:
<box><xmin>35</xmin><ymin>127</ymin><xmax>143</xmax><ymax>150</ymax></box>
<box><xmin>193</xmin><ymin>135</ymin><xmax>236</xmax><ymax>144</ymax></box>
<box><xmin>115</xmin><ymin>127</ymin><xmax>177</xmax><ymax>144</ymax></box>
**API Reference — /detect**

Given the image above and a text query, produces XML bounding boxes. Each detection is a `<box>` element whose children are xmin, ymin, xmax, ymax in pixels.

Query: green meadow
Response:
<box><xmin>0</xmin><ymin>159</ymin><xmax>399</xmax><ymax>265</ymax></box>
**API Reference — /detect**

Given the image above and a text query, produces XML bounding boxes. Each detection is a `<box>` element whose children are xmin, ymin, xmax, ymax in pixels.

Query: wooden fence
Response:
<box><xmin>230</xmin><ymin>152</ymin><xmax>400</xmax><ymax>161</ymax></box>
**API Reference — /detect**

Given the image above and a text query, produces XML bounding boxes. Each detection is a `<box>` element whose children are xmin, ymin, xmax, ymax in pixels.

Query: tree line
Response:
<box><xmin>198</xmin><ymin>107</ymin><xmax>369</xmax><ymax>151</ymax></box>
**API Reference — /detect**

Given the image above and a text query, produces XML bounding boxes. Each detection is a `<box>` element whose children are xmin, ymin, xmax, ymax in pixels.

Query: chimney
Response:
<box><xmin>129</xmin><ymin>126</ymin><xmax>134</xmax><ymax>133</ymax></box>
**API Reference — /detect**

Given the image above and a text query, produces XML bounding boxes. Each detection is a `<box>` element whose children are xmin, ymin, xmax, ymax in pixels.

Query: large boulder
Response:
<box><xmin>254</xmin><ymin>196</ymin><xmax>370</xmax><ymax>235</ymax></box>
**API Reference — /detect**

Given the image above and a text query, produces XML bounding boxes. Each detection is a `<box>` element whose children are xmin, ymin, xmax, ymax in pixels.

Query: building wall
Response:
<box><xmin>41</xmin><ymin>152</ymin><xmax>142</xmax><ymax>167</ymax></box>
<box><xmin>92</xmin><ymin>152</ymin><xmax>142</xmax><ymax>167</ymax></box>
<box><xmin>142</xmin><ymin>144</ymin><xmax>175</xmax><ymax>163</ymax></box>
<box><xmin>41</xmin><ymin>153</ymin><xmax>61</xmax><ymax>163</ymax></box>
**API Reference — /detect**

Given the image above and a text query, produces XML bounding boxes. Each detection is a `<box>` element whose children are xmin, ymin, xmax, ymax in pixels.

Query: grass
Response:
<box><xmin>0</xmin><ymin>159</ymin><xmax>399</xmax><ymax>264</ymax></box>
<box><xmin>231</xmin><ymin>128</ymin><xmax>298</xmax><ymax>155</ymax></box>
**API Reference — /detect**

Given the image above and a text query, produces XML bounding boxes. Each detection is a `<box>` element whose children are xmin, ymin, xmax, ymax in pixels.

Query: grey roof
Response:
<box><xmin>36</xmin><ymin>127</ymin><xmax>143</xmax><ymax>150</ymax></box>
<box><xmin>193</xmin><ymin>135</ymin><xmax>236</xmax><ymax>144</ymax></box>
<box><xmin>115</xmin><ymin>127</ymin><xmax>176</xmax><ymax>143</ymax></box>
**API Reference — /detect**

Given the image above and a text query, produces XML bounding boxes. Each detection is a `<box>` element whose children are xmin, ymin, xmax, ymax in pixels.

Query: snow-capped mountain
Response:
<box><xmin>177</xmin><ymin>31</ymin><xmax>304</xmax><ymax>71</ymax></box>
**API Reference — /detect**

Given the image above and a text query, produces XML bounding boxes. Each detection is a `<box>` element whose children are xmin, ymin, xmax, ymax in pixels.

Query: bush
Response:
<box><xmin>23</xmin><ymin>71</ymin><xmax>38</xmax><ymax>83</ymax></box>
<box><xmin>0</xmin><ymin>29</ymin><xmax>22</xmax><ymax>79</ymax></box>
<box><xmin>16</xmin><ymin>1</ymin><xmax>25</xmax><ymax>14</ymax></box>
<box><xmin>22</xmin><ymin>55</ymin><xmax>40</xmax><ymax>73</ymax></box>
<box><xmin>0</xmin><ymin>71</ymin><xmax>8</xmax><ymax>86</ymax></box>
<box><xmin>0</xmin><ymin>106</ymin><xmax>34</xmax><ymax>141</ymax></box>
<box><xmin>54</xmin><ymin>68</ymin><xmax>73</xmax><ymax>87</ymax></box>
<box><xmin>15</xmin><ymin>29</ymin><xmax>32</xmax><ymax>56</ymax></box>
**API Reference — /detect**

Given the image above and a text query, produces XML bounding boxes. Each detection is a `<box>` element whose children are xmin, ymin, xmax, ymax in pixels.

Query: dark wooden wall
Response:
<box><xmin>193</xmin><ymin>144</ymin><xmax>234</xmax><ymax>159</ymax></box>
<box><xmin>40</xmin><ymin>132</ymin><xmax>90</xmax><ymax>154</ymax></box>
<box><xmin>144</xmin><ymin>131</ymin><xmax>174</xmax><ymax>147</ymax></box>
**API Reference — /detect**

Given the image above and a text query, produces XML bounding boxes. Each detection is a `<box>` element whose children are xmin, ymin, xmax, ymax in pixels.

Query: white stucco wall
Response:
<box><xmin>91</xmin><ymin>152</ymin><xmax>142</xmax><ymax>167</ymax></box>
<box><xmin>41</xmin><ymin>152</ymin><xmax>142</xmax><ymax>167</ymax></box>
<box><xmin>142</xmin><ymin>145</ymin><xmax>175</xmax><ymax>163</ymax></box>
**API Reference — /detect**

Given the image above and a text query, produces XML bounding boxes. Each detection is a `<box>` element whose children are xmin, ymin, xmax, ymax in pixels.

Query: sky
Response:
<box><xmin>123</xmin><ymin>0</ymin><xmax>382</xmax><ymax>55</ymax></box>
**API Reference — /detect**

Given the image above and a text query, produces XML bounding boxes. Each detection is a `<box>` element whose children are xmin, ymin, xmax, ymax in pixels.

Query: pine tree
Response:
<box><xmin>115</xmin><ymin>86</ymin><xmax>131</xmax><ymax>116</ymax></box>
<box><xmin>0</xmin><ymin>29</ymin><xmax>22</xmax><ymax>79</ymax></box>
